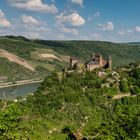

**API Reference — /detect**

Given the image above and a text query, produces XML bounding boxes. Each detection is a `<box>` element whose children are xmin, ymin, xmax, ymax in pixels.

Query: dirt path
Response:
<box><xmin>0</xmin><ymin>49</ymin><xmax>34</xmax><ymax>71</ymax></box>
<box><xmin>113</xmin><ymin>94</ymin><xmax>131</xmax><ymax>99</ymax></box>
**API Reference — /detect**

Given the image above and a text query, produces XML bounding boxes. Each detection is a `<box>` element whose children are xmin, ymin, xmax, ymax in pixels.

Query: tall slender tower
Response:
<box><xmin>108</xmin><ymin>55</ymin><xmax>112</xmax><ymax>69</ymax></box>
<box><xmin>91</xmin><ymin>53</ymin><xmax>95</xmax><ymax>60</ymax></box>
<box><xmin>70</xmin><ymin>57</ymin><xmax>78</xmax><ymax>69</ymax></box>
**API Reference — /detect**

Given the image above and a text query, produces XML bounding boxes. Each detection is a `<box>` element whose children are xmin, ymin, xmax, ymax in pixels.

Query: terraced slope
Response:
<box><xmin>0</xmin><ymin>49</ymin><xmax>34</xmax><ymax>71</ymax></box>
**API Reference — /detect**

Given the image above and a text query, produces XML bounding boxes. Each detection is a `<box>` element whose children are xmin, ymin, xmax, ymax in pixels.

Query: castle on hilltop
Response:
<box><xmin>69</xmin><ymin>53</ymin><xmax>112</xmax><ymax>71</ymax></box>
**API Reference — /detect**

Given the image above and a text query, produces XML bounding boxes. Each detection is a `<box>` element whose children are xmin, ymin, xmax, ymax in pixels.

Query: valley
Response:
<box><xmin>1</xmin><ymin>0</ymin><xmax>140</xmax><ymax>139</ymax></box>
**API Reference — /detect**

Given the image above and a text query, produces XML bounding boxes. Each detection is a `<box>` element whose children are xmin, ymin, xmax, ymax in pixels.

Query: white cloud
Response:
<box><xmin>104</xmin><ymin>21</ymin><xmax>114</xmax><ymax>30</ymax></box>
<box><xmin>8</xmin><ymin>0</ymin><xmax>58</xmax><ymax>14</ymax></box>
<box><xmin>127</xmin><ymin>29</ymin><xmax>133</xmax><ymax>33</ymax></box>
<box><xmin>56</xmin><ymin>12</ymin><xmax>85</xmax><ymax>27</ymax></box>
<box><xmin>0</xmin><ymin>9</ymin><xmax>11</xmax><ymax>27</ymax></box>
<box><xmin>118</xmin><ymin>31</ymin><xmax>125</xmax><ymax>36</ymax></box>
<box><xmin>94</xmin><ymin>12</ymin><xmax>100</xmax><ymax>18</ymax></box>
<box><xmin>135</xmin><ymin>26</ymin><xmax>140</xmax><ymax>32</ymax></box>
<box><xmin>0</xmin><ymin>10</ymin><xmax>5</xmax><ymax>17</ymax></box>
<box><xmin>88</xmin><ymin>11</ymin><xmax>100</xmax><ymax>21</ymax></box>
<box><xmin>98</xmin><ymin>21</ymin><xmax>114</xmax><ymax>31</ymax></box>
<box><xmin>90</xmin><ymin>33</ymin><xmax>102</xmax><ymax>40</ymax></box>
<box><xmin>24</xmin><ymin>25</ymin><xmax>49</xmax><ymax>32</ymax></box>
<box><xmin>24</xmin><ymin>31</ymin><xmax>40</xmax><ymax>39</ymax></box>
<box><xmin>71</xmin><ymin>0</ymin><xmax>83</xmax><ymax>6</ymax></box>
<box><xmin>118</xmin><ymin>29</ymin><xmax>133</xmax><ymax>36</ymax></box>
<box><xmin>21</xmin><ymin>15</ymin><xmax>39</xmax><ymax>26</ymax></box>
<box><xmin>60</xmin><ymin>26</ymin><xmax>78</xmax><ymax>35</ymax></box>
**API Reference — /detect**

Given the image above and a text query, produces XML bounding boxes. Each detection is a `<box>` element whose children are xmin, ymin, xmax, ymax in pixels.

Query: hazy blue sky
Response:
<box><xmin>0</xmin><ymin>0</ymin><xmax>140</xmax><ymax>42</ymax></box>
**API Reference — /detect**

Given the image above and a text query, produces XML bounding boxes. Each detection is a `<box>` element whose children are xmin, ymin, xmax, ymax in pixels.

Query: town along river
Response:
<box><xmin>0</xmin><ymin>82</ymin><xmax>41</xmax><ymax>99</ymax></box>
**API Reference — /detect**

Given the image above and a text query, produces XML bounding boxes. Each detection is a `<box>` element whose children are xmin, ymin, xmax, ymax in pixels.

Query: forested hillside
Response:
<box><xmin>0</xmin><ymin>64</ymin><xmax>140</xmax><ymax>139</ymax></box>
<box><xmin>0</xmin><ymin>36</ymin><xmax>140</xmax><ymax>81</ymax></box>
<box><xmin>0</xmin><ymin>58</ymin><xmax>36</xmax><ymax>81</ymax></box>
<box><xmin>35</xmin><ymin>40</ymin><xmax>140</xmax><ymax>67</ymax></box>
<box><xmin>0</xmin><ymin>35</ymin><xmax>140</xmax><ymax>68</ymax></box>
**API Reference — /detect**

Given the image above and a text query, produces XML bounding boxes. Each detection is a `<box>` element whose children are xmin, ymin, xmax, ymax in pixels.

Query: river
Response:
<box><xmin>0</xmin><ymin>82</ymin><xmax>41</xmax><ymax>99</ymax></box>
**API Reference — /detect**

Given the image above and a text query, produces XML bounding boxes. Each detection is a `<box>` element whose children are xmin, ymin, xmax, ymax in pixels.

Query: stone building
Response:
<box><xmin>70</xmin><ymin>57</ymin><xmax>84</xmax><ymax>70</ymax></box>
<box><xmin>69</xmin><ymin>53</ymin><xmax>112</xmax><ymax>71</ymax></box>
<box><xmin>85</xmin><ymin>53</ymin><xmax>112</xmax><ymax>71</ymax></box>
<box><xmin>70</xmin><ymin>57</ymin><xmax>78</xmax><ymax>69</ymax></box>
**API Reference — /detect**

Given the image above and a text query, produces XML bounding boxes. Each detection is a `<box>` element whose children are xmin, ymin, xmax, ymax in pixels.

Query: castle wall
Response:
<box><xmin>86</xmin><ymin>64</ymin><xmax>101</xmax><ymax>71</ymax></box>
<box><xmin>70</xmin><ymin>58</ymin><xmax>78</xmax><ymax>68</ymax></box>
<box><xmin>69</xmin><ymin>53</ymin><xmax>112</xmax><ymax>71</ymax></box>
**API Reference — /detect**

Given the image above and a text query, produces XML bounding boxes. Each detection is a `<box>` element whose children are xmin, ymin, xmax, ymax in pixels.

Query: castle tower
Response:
<box><xmin>108</xmin><ymin>55</ymin><xmax>112</xmax><ymax>69</ymax></box>
<box><xmin>70</xmin><ymin>57</ymin><xmax>78</xmax><ymax>69</ymax></box>
<box><xmin>95</xmin><ymin>53</ymin><xmax>103</xmax><ymax>66</ymax></box>
<box><xmin>99</xmin><ymin>54</ymin><xmax>103</xmax><ymax>66</ymax></box>
<box><xmin>91</xmin><ymin>53</ymin><xmax>95</xmax><ymax>60</ymax></box>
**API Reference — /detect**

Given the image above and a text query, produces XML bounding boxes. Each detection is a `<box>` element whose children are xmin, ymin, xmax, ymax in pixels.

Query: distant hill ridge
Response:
<box><xmin>0</xmin><ymin>36</ymin><xmax>140</xmax><ymax>64</ymax></box>
<box><xmin>126</xmin><ymin>42</ymin><xmax>140</xmax><ymax>45</ymax></box>
<box><xmin>0</xmin><ymin>36</ymin><xmax>139</xmax><ymax>81</ymax></box>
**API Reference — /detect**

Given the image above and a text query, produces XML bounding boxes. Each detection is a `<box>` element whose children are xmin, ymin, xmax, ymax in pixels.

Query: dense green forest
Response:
<box><xmin>0</xmin><ymin>62</ymin><xmax>140</xmax><ymax>139</ymax></box>
<box><xmin>0</xmin><ymin>36</ymin><xmax>140</xmax><ymax>81</ymax></box>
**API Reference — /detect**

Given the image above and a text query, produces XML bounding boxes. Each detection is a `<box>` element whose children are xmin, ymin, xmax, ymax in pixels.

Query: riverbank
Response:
<box><xmin>0</xmin><ymin>79</ymin><xmax>43</xmax><ymax>89</ymax></box>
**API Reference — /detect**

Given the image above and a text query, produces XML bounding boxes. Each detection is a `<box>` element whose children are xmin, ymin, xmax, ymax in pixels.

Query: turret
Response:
<box><xmin>91</xmin><ymin>53</ymin><xmax>95</xmax><ymax>60</ymax></box>
<box><xmin>95</xmin><ymin>53</ymin><xmax>103</xmax><ymax>65</ymax></box>
<box><xmin>70</xmin><ymin>57</ymin><xmax>78</xmax><ymax>69</ymax></box>
<box><xmin>108</xmin><ymin>55</ymin><xmax>112</xmax><ymax>69</ymax></box>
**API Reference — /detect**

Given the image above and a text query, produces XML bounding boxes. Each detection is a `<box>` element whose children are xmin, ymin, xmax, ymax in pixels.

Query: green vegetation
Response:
<box><xmin>0</xmin><ymin>36</ymin><xmax>140</xmax><ymax>138</ymax></box>
<box><xmin>0</xmin><ymin>63</ymin><xmax>140</xmax><ymax>139</ymax></box>
<box><xmin>0</xmin><ymin>58</ymin><xmax>36</xmax><ymax>81</ymax></box>
<box><xmin>35</xmin><ymin>40</ymin><xmax>140</xmax><ymax>67</ymax></box>
<box><xmin>0</xmin><ymin>37</ymin><xmax>35</xmax><ymax>60</ymax></box>
<box><xmin>0</xmin><ymin>36</ymin><xmax>140</xmax><ymax>81</ymax></box>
